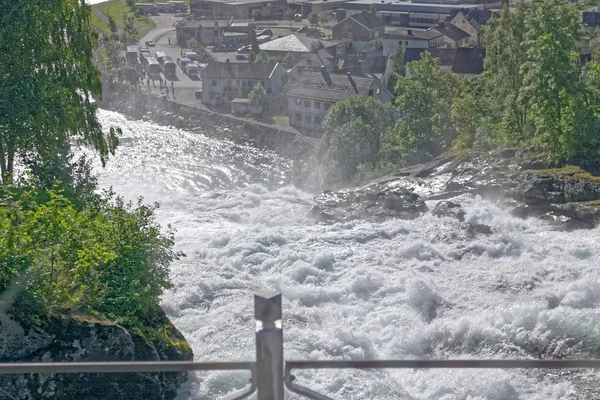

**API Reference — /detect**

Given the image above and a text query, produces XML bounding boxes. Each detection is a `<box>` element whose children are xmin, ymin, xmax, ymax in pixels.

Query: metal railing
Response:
<box><xmin>1</xmin><ymin>292</ymin><xmax>599</xmax><ymax>400</ymax></box>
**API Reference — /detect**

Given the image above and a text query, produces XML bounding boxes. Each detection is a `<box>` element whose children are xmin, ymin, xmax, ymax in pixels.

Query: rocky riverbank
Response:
<box><xmin>98</xmin><ymin>84</ymin><xmax>317</xmax><ymax>162</ymax></box>
<box><xmin>310</xmin><ymin>150</ymin><xmax>600</xmax><ymax>231</ymax></box>
<box><xmin>0</xmin><ymin>306</ymin><xmax>192</xmax><ymax>400</ymax></box>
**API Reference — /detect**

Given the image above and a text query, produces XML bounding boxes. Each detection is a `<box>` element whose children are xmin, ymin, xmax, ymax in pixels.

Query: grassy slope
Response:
<box><xmin>90</xmin><ymin>0</ymin><xmax>156</xmax><ymax>39</ymax></box>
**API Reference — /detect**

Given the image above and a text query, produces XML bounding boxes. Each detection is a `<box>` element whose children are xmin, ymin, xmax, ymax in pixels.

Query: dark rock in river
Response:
<box><xmin>432</xmin><ymin>201</ymin><xmax>466</xmax><ymax>222</ymax></box>
<box><xmin>0</xmin><ymin>307</ymin><xmax>192</xmax><ymax>400</ymax></box>
<box><xmin>314</xmin><ymin>151</ymin><xmax>600</xmax><ymax>230</ymax></box>
<box><xmin>311</xmin><ymin>187</ymin><xmax>428</xmax><ymax>223</ymax></box>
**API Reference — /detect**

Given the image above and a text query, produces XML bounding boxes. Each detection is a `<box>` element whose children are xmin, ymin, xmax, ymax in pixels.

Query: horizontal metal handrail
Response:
<box><xmin>286</xmin><ymin>359</ymin><xmax>600</xmax><ymax>370</ymax></box>
<box><xmin>285</xmin><ymin>359</ymin><xmax>600</xmax><ymax>400</ymax></box>
<box><xmin>0</xmin><ymin>361</ymin><xmax>255</xmax><ymax>374</ymax></box>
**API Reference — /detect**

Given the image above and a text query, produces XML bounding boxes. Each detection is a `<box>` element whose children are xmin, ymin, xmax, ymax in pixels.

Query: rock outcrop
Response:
<box><xmin>0</xmin><ymin>308</ymin><xmax>192</xmax><ymax>400</ymax></box>
<box><xmin>310</xmin><ymin>151</ymin><xmax>600</xmax><ymax>230</ymax></box>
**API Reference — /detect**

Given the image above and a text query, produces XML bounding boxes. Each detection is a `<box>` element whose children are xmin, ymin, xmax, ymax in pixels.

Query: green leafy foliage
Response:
<box><xmin>319</xmin><ymin>13</ymin><xmax>334</xmax><ymax>25</ymax></box>
<box><xmin>285</xmin><ymin>8</ymin><xmax>296</xmax><ymax>28</ymax></box>
<box><xmin>322</xmin><ymin>97</ymin><xmax>399</xmax><ymax>185</ymax></box>
<box><xmin>382</xmin><ymin>51</ymin><xmax>461</xmax><ymax>166</ymax></box>
<box><xmin>252</xmin><ymin>9</ymin><xmax>262</xmax><ymax>21</ymax></box>
<box><xmin>248</xmin><ymin>83</ymin><xmax>268</xmax><ymax>111</ymax></box>
<box><xmin>187</xmin><ymin>39</ymin><xmax>216</xmax><ymax>63</ymax></box>
<box><xmin>308</xmin><ymin>12</ymin><xmax>319</xmax><ymax>27</ymax></box>
<box><xmin>0</xmin><ymin>0</ymin><xmax>118</xmax><ymax>182</ymax></box>
<box><xmin>369</xmin><ymin>4</ymin><xmax>378</xmax><ymax>15</ymax></box>
<box><xmin>0</xmin><ymin>186</ymin><xmax>181</xmax><ymax>324</ymax></box>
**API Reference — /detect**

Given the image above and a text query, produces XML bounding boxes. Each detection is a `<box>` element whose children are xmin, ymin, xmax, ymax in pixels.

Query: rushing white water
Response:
<box><xmin>93</xmin><ymin>109</ymin><xmax>600</xmax><ymax>400</ymax></box>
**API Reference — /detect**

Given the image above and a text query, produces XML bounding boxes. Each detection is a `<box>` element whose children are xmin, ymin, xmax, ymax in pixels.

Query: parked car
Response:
<box><xmin>237</xmin><ymin>46</ymin><xmax>251</xmax><ymax>54</ymax></box>
<box><xmin>257</xmin><ymin>29</ymin><xmax>272</xmax><ymax>36</ymax></box>
<box><xmin>294</xmin><ymin>14</ymin><xmax>302</xmax><ymax>22</ymax></box>
<box><xmin>139</xmin><ymin>45</ymin><xmax>150</xmax><ymax>53</ymax></box>
<box><xmin>145</xmin><ymin>40</ymin><xmax>155</xmax><ymax>47</ymax></box>
<box><xmin>297</xmin><ymin>25</ymin><xmax>308</xmax><ymax>33</ymax></box>
<box><xmin>236</xmin><ymin>54</ymin><xmax>248</xmax><ymax>60</ymax></box>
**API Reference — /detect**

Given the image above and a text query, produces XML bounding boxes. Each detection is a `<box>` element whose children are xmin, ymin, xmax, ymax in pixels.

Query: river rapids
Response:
<box><xmin>93</xmin><ymin>109</ymin><xmax>600</xmax><ymax>400</ymax></box>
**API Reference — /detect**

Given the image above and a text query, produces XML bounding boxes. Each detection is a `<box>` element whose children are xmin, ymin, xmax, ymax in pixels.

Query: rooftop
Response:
<box><xmin>345</xmin><ymin>0</ymin><xmax>483</xmax><ymax>14</ymax></box>
<box><xmin>383</xmin><ymin>27</ymin><xmax>443</xmax><ymax>40</ymax></box>
<box><xmin>175</xmin><ymin>18</ymin><xmax>230</xmax><ymax>28</ymax></box>
<box><xmin>337</xmin><ymin>10</ymin><xmax>385</xmax><ymax>30</ymax></box>
<box><xmin>286</xmin><ymin>70</ymin><xmax>379</xmax><ymax>102</ymax></box>
<box><xmin>259</xmin><ymin>34</ymin><xmax>337</xmax><ymax>53</ymax></box>
<box><xmin>429</xmin><ymin>22</ymin><xmax>470</xmax><ymax>41</ymax></box>
<box><xmin>202</xmin><ymin>62</ymin><xmax>280</xmax><ymax>79</ymax></box>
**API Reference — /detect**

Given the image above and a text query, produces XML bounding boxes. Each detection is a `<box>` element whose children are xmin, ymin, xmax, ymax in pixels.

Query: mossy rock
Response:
<box><xmin>0</xmin><ymin>308</ymin><xmax>193</xmax><ymax>400</ymax></box>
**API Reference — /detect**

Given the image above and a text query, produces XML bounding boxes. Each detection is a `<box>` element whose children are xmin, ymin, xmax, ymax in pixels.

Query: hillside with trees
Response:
<box><xmin>320</xmin><ymin>0</ymin><xmax>600</xmax><ymax>187</ymax></box>
<box><xmin>0</xmin><ymin>1</ymin><xmax>191</xmax><ymax>398</ymax></box>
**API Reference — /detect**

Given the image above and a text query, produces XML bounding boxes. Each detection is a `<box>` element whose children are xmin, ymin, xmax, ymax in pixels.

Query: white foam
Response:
<box><xmin>93</xmin><ymin>110</ymin><xmax>600</xmax><ymax>399</ymax></box>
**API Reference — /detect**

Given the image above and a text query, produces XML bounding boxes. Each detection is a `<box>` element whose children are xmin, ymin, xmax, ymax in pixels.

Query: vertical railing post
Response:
<box><xmin>254</xmin><ymin>291</ymin><xmax>284</xmax><ymax>400</ymax></box>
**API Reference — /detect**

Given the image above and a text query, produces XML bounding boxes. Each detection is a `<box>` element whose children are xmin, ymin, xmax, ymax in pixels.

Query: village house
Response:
<box><xmin>190</xmin><ymin>0</ymin><xmax>286</xmax><ymax>19</ymax></box>
<box><xmin>258</xmin><ymin>34</ymin><xmax>339</xmax><ymax>59</ymax></box>
<box><xmin>403</xmin><ymin>47</ymin><xmax>486</xmax><ymax>79</ymax></box>
<box><xmin>290</xmin><ymin>49</ymin><xmax>337</xmax><ymax>82</ymax></box>
<box><xmin>449</xmin><ymin>9</ymin><xmax>497</xmax><ymax>46</ymax></box>
<box><xmin>175</xmin><ymin>18</ymin><xmax>229</xmax><ymax>47</ymax></box>
<box><xmin>200</xmin><ymin>61</ymin><xmax>288</xmax><ymax>109</ymax></box>
<box><xmin>428</xmin><ymin>22</ymin><xmax>470</xmax><ymax>48</ymax></box>
<box><xmin>332</xmin><ymin>11</ymin><xmax>385</xmax><ymax>54</ymax></box>
<box><xmin>286</xmin><ymin>68</ymin><xmax>394</xmax><ymax>136</ymax></box>
<box><xmin>382</xmin><ymin>28</ymin><xmax>442</xmax><ymax>57</ymax></box>
<box><xmin>337</xmin><ymin>53</ymin><xmax>392</xmax><ymax>86</ymax></box>
<box><xmin>342</xmin><ymin>1</ymin><xmax>484</xmax><ymax>29</ymax></box>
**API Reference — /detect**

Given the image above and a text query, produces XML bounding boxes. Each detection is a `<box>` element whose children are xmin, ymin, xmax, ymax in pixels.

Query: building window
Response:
<box><xmin>368</xmin><ymin>89</ymin><xmax>374</xmax><ymax>96</ymax></box>
<box><xmin>314</xmin><ymin>116</ymin><xmax>322</xmax><ymax>125</ymax></box>
<box><xmin>304</xmin><ymin>100</ymin><xmax>311</xmax><ymax>107</ymax></box>
<box><xmin>295</xmin><ymin>98</ymin><xmax>301</xmax><ymax>105</ymax></box>
<box><xmin>304</xmin><ymin>115</ymin><xmax>312</xmax><ymax>123</ymax></box>
<box><xmin>314</xmin><ymin>101</ymin><xmax>321</xmax><ymax>109</ymax></box>
<box><xmin>212</xmin><ymin>79</ymin><xmax>217</xmax><ymax>86</ymax></box>
<box><xmin>347</xmin><ymin>32</ymin><xmax>353</xmax><ymax>39</ymax></box>
<box><xmin>405</xmin><ymin>41</ymin><xmax>408</xmax><ymax>46</ymax></box>
<box><xmin>324</xmin><ymin>103</ymin><xmax>330</xmax><ymax>110</ymax></box>
<box><xmin>376</xmin><ymin>87</ymin><xmax>381</xmax><ymax>94</ymax></box>
<box><xmin>296</xmin><ymin>113</ymin><xmax>302</xmax><ymax>121</ymax></box>
<box><xmin>242</xmin><ymin>80</ymin><xmax>247</xmax><ymax>87</ymax></box>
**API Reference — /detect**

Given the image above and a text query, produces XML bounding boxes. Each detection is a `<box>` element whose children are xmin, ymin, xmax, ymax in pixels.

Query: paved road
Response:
<box><xmin>92</xmin><ymin>0</ymin><xmax>114</xmax><ymax>24</ymax></box>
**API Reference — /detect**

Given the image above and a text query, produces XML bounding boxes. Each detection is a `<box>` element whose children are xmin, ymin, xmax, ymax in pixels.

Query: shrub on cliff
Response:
<box><xmin>0</xmin><ymin>185</ymin><xmax>182</xmax><ymax>326</ymax></box>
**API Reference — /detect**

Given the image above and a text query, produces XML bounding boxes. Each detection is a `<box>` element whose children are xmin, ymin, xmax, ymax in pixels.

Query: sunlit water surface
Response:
<box><xmin>93</xmin><ymin>109</ymin><xmax>600</xmax><ymax>400</ymax></box>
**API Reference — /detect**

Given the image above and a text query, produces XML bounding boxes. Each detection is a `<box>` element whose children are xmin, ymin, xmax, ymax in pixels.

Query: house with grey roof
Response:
<box><xmin>332</xmin><ymin>10</ymin><xmax>385</xmax><ymax>54</ymax></box>
<box><xmin>449</xmin><ymin>9</ymin><xmax>498</xmax><ymax>46</ymax></box>
<box><xmin>259</xmin><ymin>34</ymin><xmax>338</xmax><ymax>58</ymax></box>
<box><xmin>428</xmin><ymin>22</ymin><xmax>470</xmax><ymax>48</ymax></box>
<box><xmin>290</xmin><ymin>49</ymin><xmax>337</xmax><ymax>82</ymax></box>
<box><xmin>383</xmin><ymin>28</ymin><xmax>443</xmax><ymax>57</ymax></box>
<box><xmin>200</xmin><ymin>61</ymin><xmax>287</xmax><ymax>109</ymax></box>
<box><xmin>337</xmin><ymin>53</ymin><xmax>392</xmax><ymax>86</ymax></box>
<box><xmin>403</xmin><ymin>47</ymin><xmax>486</xmax><ymax>78</ymax></box>
<box><xmin>286</xmin><ymin>68</ymin><xmax>394</xmax><ymax>135</ymax></box>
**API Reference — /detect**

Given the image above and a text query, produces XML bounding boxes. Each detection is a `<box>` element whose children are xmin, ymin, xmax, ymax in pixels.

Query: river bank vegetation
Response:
<box><xmin>321</xmin><ymin>0</ymin><xmax>600</xmax><ymax>186</ymax></box>
<box><xmin>0</xmin><ymin>0</ymin><xmax>181</xmax><ymax>336</ymax></box>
